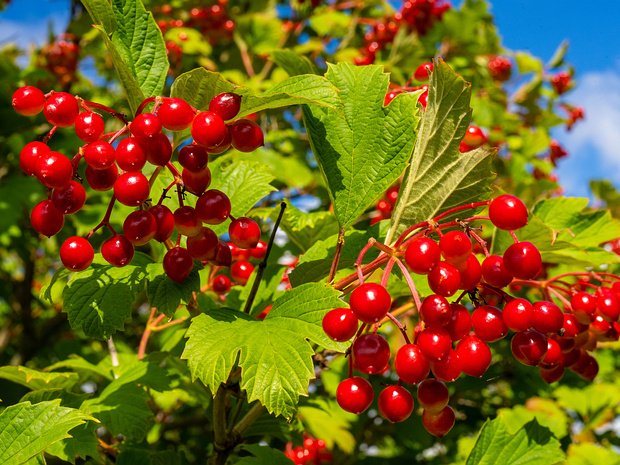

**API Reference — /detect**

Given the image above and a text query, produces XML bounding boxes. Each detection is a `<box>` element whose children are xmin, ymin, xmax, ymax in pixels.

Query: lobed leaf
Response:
<box><xmin>0</xmin><ymin>366</ymin><xmax>78</xmax><ymax>391</ymax></box>
<box><xmin>270</xmin><ymin>49</ymin><xmax>318</xmax><ymax>76</ymax></box>
<box><xmin>146</xmin><ymin>262</ymin><xmax>201</xmax><ymax>317</ymax></box>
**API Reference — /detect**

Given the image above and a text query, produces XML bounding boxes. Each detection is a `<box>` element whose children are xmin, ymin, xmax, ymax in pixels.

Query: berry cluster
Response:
<box><xmin>323</xmin><ymin>193</ymin><xmax>617</xmax><ymax>436</ymax></box>
<box><xmin>487</xmin><ymin>55</ymin><xmax>512</xmax><ymax>82</ymax></box>
<box><xmin>550</xmin><ymin>70</ymin><xmax>573</xmax><ymax>95</ymax></box>
<box><xmin>210</xmin><ymin>239</ymin><xmax>267</xmax><ymax>293</ymax></box>
<box><xmin>12</xmin><ymin>85</ymin><xmax>265</xmax><ymax>284</ymax></box>
<box><xmin>39</xmin><ymin>34</ymin><xmax>80</xmax><ymax>88</ymax></box>
<box><xmin>155</xmin><ymin>1</ymin><xmax>235</xmax><ymax>45</ymax></box>
<box><xmin>284</xmin><ymin>437</ymin><xmax>332</xmax><ymax>465</ymax></box>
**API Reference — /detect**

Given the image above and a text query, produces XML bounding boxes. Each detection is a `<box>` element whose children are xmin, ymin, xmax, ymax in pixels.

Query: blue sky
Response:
<box><xmin>1</xmin><ymin>1</ymin><xmax>619</xmax><ymax>199</ymax></box>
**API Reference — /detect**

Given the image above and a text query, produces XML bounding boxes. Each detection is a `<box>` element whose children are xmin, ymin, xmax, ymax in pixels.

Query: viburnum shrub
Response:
<box><xmin>2</xmin><ymin>0</ymin><xmax>620</xmax><ymax>464</ymax></box>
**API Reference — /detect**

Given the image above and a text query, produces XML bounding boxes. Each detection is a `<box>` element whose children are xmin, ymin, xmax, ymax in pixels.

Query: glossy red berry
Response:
<box><xmin>116</xmin><ymin>137</ymin><xmax>147</xmax><ymax>172</ymax></box>
<box><xmin>44</xmin><ymin>92</ymin><xmax>79</xmax><ymax>127</ymax></box>
<box><xmin>417</xmin><ymin>326</ymin><xmax>452</xmax><ymax>361</ymax></box>
<box><xmin>503</xmin><ymin>298</ymin><xmax>534</xmax><ymax>332</ymax></box>
<box><xmin>422</xmin><ymin>406</ymin><xmax>455</xmax><ymax>438</ymax></box>
<box><xmin>20</xmin><ymin>142</ymin><xmax>50</xmax><ymax>177</ymax></box>
<box><xmin>481</xmin><ymin>255</ymin><xmax>513</xmax><ymax>288</ymax></box>
<box><xmin>511</xmin><ymin>329</ymin><xmax>547</xmax><ymax>366</ymax></box>
<box><xmin>427</xmin><ymin>261</ymin><xmax>461</xmax><ymax>297</ymax></box>
<box><xmin>74</xmin><ymin>112</ymin><xmax>105</xmax><ymax>143</ymax></box>
<box><xmin>187</xmin><ymin>227</ymin><xmax>219</xmax><ymax>261</ymax></box>
<box><xmin>541</xmin><ymin>338</ymin><xmax>562</xmax><ymax>367</ymax></box>
<box><xmin>439</xmin><ymin>230</ymin><xmax>472</xmax><ymax>264</ymax></box>
<box><xmin>378</xmin><ymin>385</ymin><xmax>414</xmax><ymax>423</ymax></box>
<box><xmin>596</xmin><ymin>292</ymin><xmax>620</xmax><ymax>322</ymax></box>
<box><xmin>455</xmin><ymin>253</ymin><xmax>482</xmax><ymax>290</ymax></box>
<box><xmin>229</xmin><ymin>217</ymin><xmax>261</xmax><ymax>250</ymax></box>
<box><xmin>130</xmin><ymin>113</ymin><xmax>161</xmax><ymax>138</ymax></box>
<box><xmin>420</xmin><ymin>294</ymin><xmax>452</xmax><ymax>327</ymax></box>
<box><xmin>163</xmin><ymin>246</ymin><xmax>194</xmax><ymax>283</ymax></box>
<box><xmin>182</xmin><ymin>168</ymin><xmax>212</xmax><ymax>196</ymax></box>
<box><xmin>211</xmin><ymin>240</ymin><xmax>233</xmax><ymax>267</ymax></box>
<box><xmin>251</xmin><ymin>240</ymin><xmax>268</xmax><ymax>260</ymax></box>
<box><xmin>540</xmin><ymin>364</ymin><xmax>564</xmax><ymax>384</ymax></box>
<box><xmin>141</xmin><ymin>133</ymin><xmax>173</xmax><ymax>166</ymax></box>
<box><xmin>114</xmin><ymin>172</ymin><xmax>150</xmax><ymax>207</ymax></box>
<box><xmin>149</xmin><ymin>204</ymin><xmax>175</xmax><ymax>242</ymax></box>
<box><xmin>178</xmin><ymin>144</ymin><xmax>209</xmax><ymax>173</ymax></box>
<box><xmin>561</xmin><ymin>313</ymin><xmax>581</xmax><ymax>338</ymax></box>
<box><xmin>455</xmin><ymin>335</ymin><xmax>492</xmax><ymax>377</ymax></box>
<box><xmin>394</xmin><ymin>344</ymin><xmax>430</xmax><ymax>384</ymax></box>
<box><xmin>323</xmin><ymin>308</ymin><xmax>358</xmax><ymax>342</ymax></box>
<box><xmin>35</xmin><ymin>151</ymin><xmax>73</xmax><ymax>188</ymax></box>
<box><xmin>191</xmin><ymin>111</ymin><xmax>227</xmax><ymax>148</ymax></box>
<box><xmin>174</xmin><ymin>206</ymin><xmax>201</xmax><ymax>237</ymax></box>
<box><xmin>60</xmin><ymin>237</ymin><xmax>94</xmax><ymax>271</ymax></box>
<box><xmin>349</xmin><ymin>283</ymin><xmax>391</xmax><ymax>324</ymax></box>
<box><xmin>31</xmin><ymin>200</ymin><xmax>64</xmax><ymax>237</ymax></box>
<box><xmin>472</xmin><ymin>305</ymin><xmax>508</xmax><ymax>342</ymax></box>
<box><xmin>123</xmin><ymin>210</ymin><xmax>157</xmax><ymax>246</ymax></box>
<box><xmin>12</xmin><ymin>86</ymin><xmax>45</xmax><ymax>116</ymax></box>
<box><xmin>206</xmin><ymin>128</ymin><xmax>232</xmax><ymax>154</ymax></box>
<box><xmin>86</xmin><ymin>164</ymin><xmax>118</xmax><ymax>191</ymax></box>
<box><xmin>571</xmin><ymin>291</ymin><xmax>597</xmax><ymax>324</ymax></box>
<box><xmin>52</xmin><ymin>180</ymin><xmax>86</xmax><ymax>214</ymax></box>
<box><xmin>503</xmin><ymin>241</ymin><xmax>541</xmax><ymax>280</ymax></box>
<box><xmin>413</xmin><ymin>62</ymin><xmax>433</xmax><ymax>81</ymax></box>
<box><xmin>462</xmin><ymin>125</ymin><xmax>486</xmax><ymax>147</ymax></box>
<box><xmin>212</xmin><ymin>275</ymin><xmax>232</xmax><ymax>295</ymax></box>
<box><xmin>336</xmin><ymin>377</ymin><xmax>373</xmax><ymax>414</ymax></box>
<box><xmin>532</xmin><ymin>301</ymin><xmax>564</xmax><ymax>334</ymax></box>
<box><xmin>157</xmin><ymin>98</ymin><xmax>195</xmax><ymax>131</ymax></box>
<box><xmin>445</xmin><ymin>303</ymin><xmax>472</xmax><ymax>342</ymax></box>
<box><xmin>352</xmin><ymin>333</ymin><xmax>390</xmax><ymax>374</ymax></box>
<box><xmin>209</xmin><ymin>92</ymin><xmax>242</xmax><ymax>121</ymax></box>
<box><xmin>83</xmin><ymin>140</ymin><xmax>116</xmax><ymax>170</ymax></box>
<box><xmin>405</xmin><ymin>237</ymin><xmax>441</xmax><ymax>274</ymax></box>
<box><xmin>102</xmin><ymin>234</ymin><xmax>135</xmax><ymax>267</ymax></box>
<box><xmin>196</xmin><ymin>189</ymin><xmax>231</xmax><ymax>224</ymax></box>
<box><xmin>431</xmin><ymin>349</ymin><xmax>462</xmax><ymax>382</ymax></box>
<box><xmin>229</xmin><ymin>119</ymin><xmax>264</xmax><ymax>152</ymax></box>
<box><xmin>417</xmin><ymin>379</ymin><xmax>449</xmax><ymax>413</ymax></box>
<box><xmin>231</xmin><ymin>260</ymin><xmax>254</xmax><ymax>285</ymax></box>
<box><xmin>489</xmin><ymin>195</ymin><xmax>528</xmax><ymax>231</ymax></box>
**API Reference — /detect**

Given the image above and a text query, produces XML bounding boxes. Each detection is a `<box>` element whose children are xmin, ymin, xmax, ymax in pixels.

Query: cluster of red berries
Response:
<box><xmin>383</xmin><ymin>62</ymin><xmax>434</xmax><ymax>111</ymax></box>
<box><xmin>155</xmin><ymin>1</ymin><xmax>235</xmax><ymax>45</ymax></box>
<box><xmin>284</xmin><ymin>437</ymin><xmax>332</xmax><ymax>465</ymax></box>
<box><xmin>323</xmin><ymin>193</ymin><xmax>615</xmax><ymax>436</ymax></box>
<box><xmin>39</xmin><ymin>34</ymin><xmax>80</xmax><ymax>88</ymax></box>
<box><xmin>211</xmin><ymin>240</ymin><xmax>268</xmax><ymax>293</ymax></box>
<box><xmin>487</xmin><ymin>55</ymin><xmax>512</xmax><ymax>82</ymax></box>
<box><xmin>400</xmin><ymin>0</ymin><xmax>451</xmax><ymax>36</ymax></box>
<box><xmin>12</xmin><ymin>85</ymin><xmax>265</xmax><ymax>284</ymax></box>
<box><xmin>560</xmin><ymin>103</ymin><xmax>585</xmax><ymax>131</ymax></box>
<box><xmin>550</xmin><ymin>70</ymin><xmax>573</xmax><ymax>95</ymax></box>
<box><xmin>371</xmin><ymin>184</ymin><xmax>400</xmax><ymax>224</ymax></box>
<box><xmin>459</xmin><ymin>124</ymin><xmax>487</xmax><ymax>153</ymax></box>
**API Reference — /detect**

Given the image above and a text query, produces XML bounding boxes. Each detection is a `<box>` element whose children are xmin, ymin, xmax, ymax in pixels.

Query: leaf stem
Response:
<box><xmin>328</xmin><ymin>229</ymin><xmax>346</xmax><ymax>284</ymax></box>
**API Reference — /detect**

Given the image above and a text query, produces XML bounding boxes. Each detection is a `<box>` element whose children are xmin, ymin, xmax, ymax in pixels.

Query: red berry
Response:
<box><xmin>44</xmin><ymin>92</ymin><xmax>79</xmax><ymax>127</ymax></box>
<box><xmin>571</xmin><ymin>291</ymin><xmax>596</xmax><ymax>324</ymax></box>
<box><xmin>336</xmin><ymin>377</ymin><xmax>373</xmax><ymax>414</ymax></box>
<box><xmin>20</xmin><ymin>141</ymin><xmax>50</xmax><ymax>177</ymax></box>
<box><xmin>413</xmin><ymin>62</ymin><xmax>433</xmax><ymax>81</ymax></box>
<box><xmin>427</xmin><ymin>261</ymin><xmax>461</xmax><ymax>297</ymax></box>
<box><xmin>472</xmin><ymin>305</ymin><xmax>508</xmax><ymax>342</ymax></box>
<box><xmin>455</xmin><ymin>335</ymin><xmax>492</xmax><ymax>377</ymax></box>
<box><xmin>191</xmin><ymin>111</ymin><xmax>227</xmax><ymax>148</ymax></box>
<box><xmin>35</xmin><ymin>151</ymin><xmax>73</xmax><ymax>188</ymax></box>
<box><xmin>540</xmin><ymin>364</ymin><xmax>564</xmax><ymax>384</ymax></box>
<box><xmin>352</xmin><ymin>333</ymin><xmax>390</xmax><ymax>374</ymax></box>
<box><xmin>349</xmin><ymin>283</ymin><xmax>391</xmax><ymax>324</ymax></box>
<box><xmin>86</xmin><ymin>164</ymin><xmax>118</xmax><ymax>191</ymax></box>
<box><xmin>562</xmin><ymin>313</ymin><xmax>581</xmax><ymax>338</ymax></box>
<box><xmin>422</xmin><ymin>406</ymin><xmax>455</xmax><ymax>437</ymax></box>
<box><xmin>229</xmin><ymin>119</ymin><xmax>264</xmax><ymax>152</ymax></box>
<box><xmin>115</xmin><ymin>137</ymin><xmax>147</xmax><ymax>172</ymax></box>
<box><xmin>174</xmin><ymin>206</ymin><xmax>202</xmax><ymax>237</ymax></box>
<box><xmin>74</xmin><ymin>112</ymin><xmax>105</xmax><ymax>143</ymax></box>
<box><xmin>83</xmin><ymin>140</ymin><xmax>116</xmax><ymax>170</ymax></box>
<box><xmin>163</xmin><ymin>246</ymin><xmax>194</xmax><ymax>283</ymax></box>
<box><xmin>206</xmin><ymin>128</ymin><xmax>232</xmax><ymax>154</ymax></box>
<box><xmin>420</xmin><ymin>294</ymin><xmax>452</xmax><ymax>327</ymax></box>
<box><xmin>481</xmin><ymin>255</ymin><xmax>513</xmax><ymax>288</ymax></box>
<box><xmin>431</xmin><ymin>349</ymin><xmax>461</xmax><ymax>382</ymax></box>
<box><xmin>455</xmin><ymin>253</ymin><xmax>482</xmax><ymax>290</ymax></box>
<box><xmin>52</xmin><ymin>180</ymin><xmax>86</xmax><ymax>214</ymax></box>
<box><xmin>511</xmin><ymin>329</ymin><xmax>547</xmax><ymax>366</ymax></box>
<box><xmin>417</xmin><ymin>379</ymin><xmax>449</xmax><ymax>413</ymax></box>
<box><xmin>541</xmin><ymin>338</ymin><xmax>562</xmax><ymax>367</ymax></box>
<box><xmin>141</xmin><ymin>133</ymin><xmax>173</xmax><ymax>166</ymax></box>
<box><xmin>187</xmin><ymin>227</ymin><xmax>219</xmax><ymax>261</ymax></box>
<box><xmin>503</xmin><ymin>298</ymin><xmax>533</xmax><ymax>332</ymax></box>
<box><xmin>182</xmin><ymin>167</ymin><xmax>212</xmax><ymax>197</ymax></box>
<box><xmin>417</xmin><ymin>326</ymin><xmax>452</xmax><ymax>361</ymax></box>
<box><xmin>209</xmin><ymin>92</ymin><xmax>242</xmax><ymax>121</ymax></box>
<box><xmin>31</xmin><ymin>200</ymin><xmax>64</xmax><ymax>237</ymax></box>
<box><xmin>149</xmin><ymin>204</ymin><xmax>175</xmax><ymax>242</ymax></box>
<box><xmin>251</xmin><ymin>240</ymin><xmax>268</xmax><ymax>260</ymax></box>
<box><xmin>212</xmin><ymin>275</ymin><xmax>232</xmax><ymax>295</ymax></box>
<box><xmin>123</xmin><ymin>210</ymin><xmax>157</xmax><ymax>245</ymax></box>
<box><xmin>596</xmin><ymin>292</ymin><xmax>620</xmax><ymax>322</ymax></box>
<box><xmin>394</xmin><ymin>344</ymin><xmax>430</xmax><ymax>384</ymax></box>
<box><xmin>488</xmin><ymin>56</ymin><xmax>512</xmax><ymax>81</ymax></box>
<box><xmin>489</xmin><ymin>195</ymin><xmax>528</xmax><ymax>231</ymax></box>
<box><xmin>229</xmin><ymin>217</ymin><xmax>261</xmax><ymax>249</ymax></box>
<box><xmin>532</xmin><ymin>301</ymin><xmax>564</xmax><ymax>334</ymax></box>
<box><xmin>322</xmin><ymin>308</ymin><xmax>358</xmax><ymax>342</ymax></box>
<box><xmin>445</xmin><ymin>303</ymin><xmax>472</xmax><ymax>342</ymax></box>
<box><xmin>12</xmin><ymin>86</ymin><xmax>45</xmax><ymax>116</ymax></box>
<box><xmin>405</xmin><ymin>237</ymin><xmax>441</xmax><ymax>274</ymax></box>
<box><xmin>102</xmin><ymin>234</ymin><xmax>135</xmax><ymax>267</ymax></box>
<box><xmin>114</xmin><ymin>172</ymin><xmax>150</xmax><ymax>206</ymax></box>
<box><xmin>157</xmin><ymin>98</ymin><xmax>195</xmax><ymax>131</ymax></box>
<box><xmin>439</xmin><ymin>230</ymin><xmax>472</xmax><ymax>264</ymax></box>
<box><xmin>130</xmin><ymin>113</ymin><xmax>162</xmax><ymax>138</ymax></box>
<box><xmin>378</xmin><ymin>385</ymin><xmax>414</xmax><ymax>423</ymax></box>
<box><xmin>462</xmin><ymin>125</ymin><xmax>486</xmax><ymax>147</ymax></box>
<box><xmin>503</xmin><ymin>241</ymin><xmax>541</xmax><ymax>279</ymax></box>
<box><xmin>211</xmin><ymin>240</ymin><xmax>233</xmax><ymax>267</ymax></box>
<box><xmin>231</xmin><ymin>260</ymin><xmax>254</xmax><ymax>285</ymax></box>
<box><xmin>178</xmin><ymin>144</ymin><xmax>209</xmax><ymax>173</ymax></box>
<box><xmin>196</xmin><ymin>189</ymin><xmax>231</xmax><ymax>224</ymax></box>
<box><xmin>60</xmin><ymin>236</ymin><xmax>94</xmax><ymax>271</ymax></box>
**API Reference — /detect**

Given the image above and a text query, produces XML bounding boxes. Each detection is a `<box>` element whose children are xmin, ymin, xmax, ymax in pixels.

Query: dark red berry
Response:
<box><xmin>532</xmin><ymin>301</ymin><xmax>564</xmax><ymax>335</ymax></box>
<box><xmin>52</xmin><ymin>180</ymin><xmax>86</xmax><ymax>214</ymax></box>
<box><xmin>44</xmin><ymin>92</ymin><xmax>79</xmax><ymax>127</ymax></box>
<box><xmin>349</xmin><ymin>283</ymin><xmax>391</xmax><ymax>324</ymax></box>
<box><xmin>417</xmin><ymin>326</ymin><xmax>452</xmax><ymax>361</ymax></box>
<box><xmin>322</xmin><ymin>308</ymin><xmax>358</xmax><ymax>342</ymax></box>
<box><xmin>196</xmin><ymin>189</ymin><xmax>231</xmax><ymax>224</ymax></box>
<box><xmin>231</xmin><ymin>260</ymin><xmax>254</xmax><ymax>285</ymax></box>
<box><xmin>503</xmin><ymin>241</ymin><xmax>541</xmax><ymax>280</ymax></box>
<box><xmin>83</xmin><ymin>140</ymin><xmax>116</xmax><ymax>170</ymax></box>
<box><xmin>60</xmin><ymin>236</ymin><xmax>94</xmax><ymax>271</ymax></box>
<box><xmin>417</xmin><ymin>379</ymin><xmax>449</xmax><ymax>413</ymax></box>
<box><xmin>439</xmin><ymin>230</ymin><xmax>472</xmax><ymax>264</ymax></box>
<box><xmin>431</xmin><ymin>349</ymin><xmax>461</xmax><ymax>382</ymax></box>
<box><xmin>378</xmin><ymin>385</ymin><xmax>414</xmax><ymax>423</ymax></box>
<box><xmin>541</xmin><ymin>338</ymin><xmax>562</xmax><ymax>367</ymax></box>
<box><xmin>472</xmin><ymin>305</ymin><xmax>508</xmax><ymax>342</ymax></box>
<box><xmin>420</xmin><ymin>294</ymin><xmax>452</xmax><ymax>327</ymax></box>
<box><xmin>212</xmin><ymin>275</ymin><xmax>232</xmax><ymax>295</ymax></box>
<box><xmin>561</xmin><ymin>313</ymin><xmax>581</xmax><ymax>338</ymax></box>
<box><xmin>182</xmin><ymin>168</ymin><xmax>212</xmax><ymax>196</ymax></box>
<box><xmin>149</xmin><ymin>204</ymin><xmax>175</xmax><ymax>242</ymax></box>
<box><xmin>455</xmin><ymin>253</ymin><xmax>482</xmax><ymax>290</ymax></box>
<box><xmin>86</xmin><ymin>164</ymin><xmax>118</xmax><ymax>191</ymax></box>
<box><xmin>141</xmin><ymin>133</ymin><xmax>173</xmax><ymax>166</ymax></box>
<box><xmin>114</xmin><ymin>172</ymin><xmax>150</xmax><ymax>206</ymax></box>
<box><xmin>35</xmin><ymin>151</ymin><xmax>73</xmax><ymax>188</ymax></box>
<box><xmin>130</xmin><ymin>113</ymin><xmax>162</xmax><ymax>138</ymax></box>
<box><xmin>229</xmin><ymin>119</ymin><xmax>264</xmax><ymax>152</ymax></box>
<box><xmin>352</xmin><ymin>333</ymin><xmax>390</xmax><ymax>374</ymax></box>
<box><xmin>20</xmin><ymin>141</ymin><xmax>50</xmax><ymax>177</ymax></box>
<box><xmin>102</xmin><ymin>234</ymin><xmax>135</xmax><ymax>267</ymax></box>
<box><xmin>445</xmin><ymin>303</ymin><xmax>472</xmax><ymax>342</ymax></box>
<box><xmin>336</xmin><ymin>377</ymin><xmax>373</xmax><ymax>414</ymax></box>
<box><xmin>123</xmin><ymin>210</ymin><xmax>157</xmax><ymax>246</ymax></box>
<box><xmin>191</xmin><ymin>111</ymin><xmax>227</xmax><ymax>148</ymax></box>
<box><xmin>211</xmin><ymin>240</ymin><xmax>233</xmax><ymax>267</ymax></box>
<box><xmin>540</xmin><ymin>364</ymin><xmax>564</xmax><ymax>384</ymax></box>
<box><xmin>481</xmin><ymin>255</ymin><xmax>513</xmax><ymax>288</ymax></box>
<box><xmin>427</xmin><ymin>261</ymin><xmax>461</xmax><ymax>297</ymax></box>
<box><xmin>422</xmin><ymin>406</ymin><xmax>455</xmax><ymax>437</ymax></box>
<box><xmin>229</xmin><ymin>217</ymin><xmax>261</xmax><ymax>250</ymax></box>
<box><xmin>489</xmin><ymin>195</ymin><xmax>528</xmax><ymax>231</ymax></box>
<box><xmin>163</xmin><ymin>246</ymin><xmax>194</xmax><ymax>283</ymax></box>
<box><xmin>511</xmin><ymin>329</ymin><xmax>547</xmax><ymax>366</ymax></box>
<box><xmin>503</xmin><ymin>298</ymin><xmax>533</xmax><ymax>332</ymax></box>
<box><xmin>209</xmin><ymin>92</ymin><xmax>242</xmax><ymax>121</ymax></box>
<box><xmin>206</xmin><ymin>127</ymin><xmax>232</xmax><ymax>154</ymax></box>
<box><xmin>178</xmin><ymin>144</ymin><xmax>209</xmax><ymax>173</ymax></box>
<box><xmin>174</xmin><ymin>206</ymin><xmax>202</xmax><ymax>237</ymax></box>
<box><xmin>74</xmin><ymin>112</ymin><xmax>105</xmax><ymax>143</ymax></box>
<box><xmin>187</xmin><ymin>227</ymin><xmax>219</xmax><ymax>261</ymax></box>
<box><xmin>395</xmin><ymin>344</ymin><xmax>430</xmax><ymax>384</ymax></box>
<box><xmin>455</xmin><ymin>335</ymin><xmax>492</xmax><ymax>377</ymax></box>
<box><xmin>596</xmin><ymin>292</ymin><xmax>620</xmax><ymax>322</ymax></box>
<box><xmin>12</xmin><ymin>86</ymin><xmax>45</xmax><ymax>116</ymax></box>
<box><xmin>157</xmin><ymin>98</ymin><xmax>195</xmax><ymax>131</ymax></box>
<box><xmin>31</xmin><ymin>200</ymin><xmax>64</xmax><ymax>237</ymax></box>
<box><xmin>571</xmin><ymin>291</ymin><xmax>596</xmax><ymax>324</ymax></box>
<box><xmin>405</xmin><ymin>237</ymin><xmax>441</xmax><ymax>274</ymax></box>
<box><xmin>116</xmin><ymin>137</ymin><xmax>147</xmax><ymax>172</ymax></box>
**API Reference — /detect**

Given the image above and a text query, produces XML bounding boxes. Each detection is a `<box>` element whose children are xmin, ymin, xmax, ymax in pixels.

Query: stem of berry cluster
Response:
<box><xmin>243</xmin><ymin>202</ymin><xmax>287</xmax><ymax>314</ymax></box>
<box><xmin>86</xmin><ymin>195</ymin><xmax>117</xmax><ymax>239</ymax></box>
<box><xmin>328</xmin><ymin>229</ymin><xmax>346</xmax><ymax>284</ymax></box>
<box><xmin>78</xmin><ymin>98</ymin><xmax>129</xmax><ymax>125</ymax></box>
<box><xmin>134</xmin><ymin>96</ymin><xmax>158</xmax><ymax>116</ymax></box>
<box><xmin>385</xmin><ymin>313</ymin><xmax>412</xmax><ymax>344</ymax></box>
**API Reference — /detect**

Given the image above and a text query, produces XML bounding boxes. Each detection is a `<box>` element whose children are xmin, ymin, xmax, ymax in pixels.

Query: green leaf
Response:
<box><xmin>0</xmin><ymin>400</ymin><xmax>96</xmax><ymax>465</ymax></box>
<box><xmin>20</xmin><ymin>390</ymin><xmax>90</xmax><ymax>410</ymax></box>
<box><xmin>237</xmin><ymin>444</ymin><xmax>294</xmax><ymax>465</ymax></box>
<box><xmin>45</xmin><ymin>422</ymin><xmax>102</xmax><ymax>464</ymax></box>
<box><xmin>567</xmin><ymin>443</ymin><xmax>620</xmax><ymax>465</ymax></box>
<box><xmin>116</xmin><ymin>446</ymin><xmax>181</xmax><ymax>465</ymax></box>
<box><xmin>62</xmin><ymin>253</ymin><xmax>153</xmax><ymax>339</ymax></box>
<box><xmin>80</xmin><ymin>0</ymin><xmax>117</xmax><ymax>33</ymax></box>
<box><xmin>308</xmin><ymin>11</ymin><xmax>351</xmax><ymax>37</ymax></box>
<box><xmin>514</xmin><ymin>51</ymin><xmax>543</xmax><ymax>74</ymax></box>
<box><xmin>302</xmin><ymin>62</ymin><xmax>421</xmax><ymax>230</ymax></box>
<box><xmin>552</xmin><ymin>383</ymin><xmax>620</xmax><ymax>426</ymax></box>
<box><xmin>271</xmin><ymin>201</ymin><xmax>340</xmax><ymax>253</ymax></box>
<box><xmin>385</xmin><ymin>59</ymin><xmax>495</xmax><ymax>245</ymax></box>
<box><xmin>465</xmin><ymin>417</ymin><xmax>565</xmax><ymax>465</ymax></box>
<box><xmin>224</xmin><ymin>264</ymin><xmax>286</xmax><ymax>318</ymax></box>
<box><xmin>270</xmin><ymin>49</ymin><xmax>317</xmax><ymax>76</ymax></box>
<box><xmin>39</xmin><ymin>266</ymin><xmax>71</xmax><ymax>304</ymax></box>
<box><xmin>0</xmin><ymin>366</ymin><xmax>78</xmax><ymax>391</ymax></box>
<box><xmin>146</xmin><ymin>262</ymin><xmax>201</xmax><ymax>317</ymax></box>
<box><xmin>498</xmin><ymin>400</ymin><xmax>569</xmax><ymax>439</ymax></box>
<box><xmin>182</xmin><ymin>283</ymin><xmax>347</xmax><ymax>419</ymax></box>
<box><xmin>298</xmin><ymin>399</ymin><xmax>356</xmax><ymax>454</ymax></box>
<box><xmin>546</xmin><ymin>39</ymin><xmax>569</xmax><ymax>69</ymax></box>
